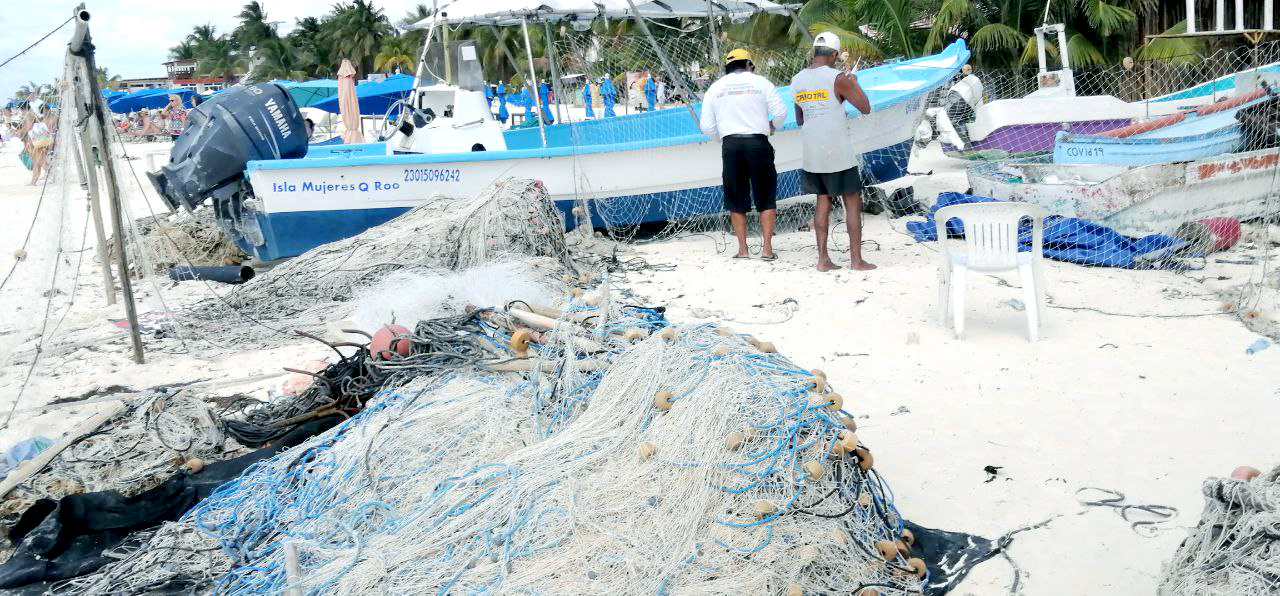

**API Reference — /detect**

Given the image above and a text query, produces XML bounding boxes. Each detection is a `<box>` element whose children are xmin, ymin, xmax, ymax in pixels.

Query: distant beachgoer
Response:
<box><xmin>26</xmin><ymin>112</ymin><xmax>54</xmax><ymax>186</ymax></box>
<box><xmin>699</xmin><ymin>48</ymin><xmax>786</xmax><ymax>260</ymax></box>
<box><xmin>791</xmin><ymin>32</ymin><xmax>875</xmax><ymax>272</ymax></box>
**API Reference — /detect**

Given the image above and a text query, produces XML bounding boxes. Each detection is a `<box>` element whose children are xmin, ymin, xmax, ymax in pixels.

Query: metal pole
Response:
<box><xmin>622</xmin><ymin>0</ymin><xmax>700</xmax><ymax>120</ymax></box>
<box><xmin>70</xmin><ymin>5</ymin><xmax>144</xmax><ymax>364</ymax></box>
<box><xmin>521</xmin><ymin>18</ymin><xmax>549</xmax><ymax>146</ymax></box>
<box><xmin>708</xmin><ymin>0</ymin><xmax>721</xmax><ymax>69</ymax></box>
<box><xmin>543</xmin><ymin>20</ymin><xmax>568</xmax><ymax>124</ymax></box>
<box><xmin>1187</xmin><ymin>0</ymin><xmax>1197</xmax><ymax>33</ymax></box>
<box><xmin>487</xmin><ymin>24</ymin><xmax>542</xmax><ymax>131</ymax></box>
<box><xmin>72</xmin><ymin>58</ymin><xmax>116</xmax><ymax>305</ymax></box>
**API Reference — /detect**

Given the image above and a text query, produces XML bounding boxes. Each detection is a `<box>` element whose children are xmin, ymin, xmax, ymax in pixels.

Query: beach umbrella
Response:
<box><xmin>281</xmin><ymin>79</ymin><xmax>339</xmax><ymax>108</ymax></box>
<box><xmin>107</xmin><ymin>88</ymin><xmax>197</xmax><ymax>113</ymax></box>
<box><xmin>337</xmin><ymin>59</ymin><xmax>364</xmax><ymax>144</ymax></box>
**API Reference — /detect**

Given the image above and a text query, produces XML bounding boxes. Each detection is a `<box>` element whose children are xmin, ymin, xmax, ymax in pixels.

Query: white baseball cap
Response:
<box><xmin>813</xmin><ymin>32</ymin><xmax>840</xmax><ymax>52</ymax></box>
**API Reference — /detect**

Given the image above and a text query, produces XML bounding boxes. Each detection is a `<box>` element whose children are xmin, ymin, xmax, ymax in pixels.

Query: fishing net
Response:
<box><xmin>123</xmin><ymin>210</ymin><xmax>246</xmax><ymax>274</ymax></box>
<box><xmin>56</xmin><ymin>307</ymin><xmax>923</xmax><ymax>595</ymax></box>
<box><xmin>170</xmin><ymin>177</ymin><xmax>576</xmax><ymax>347</ymax></box>
<box><xmin>1157</xmin><ymin>464</ymin><xmax>1280</xmax><ymax>595</ymax></box>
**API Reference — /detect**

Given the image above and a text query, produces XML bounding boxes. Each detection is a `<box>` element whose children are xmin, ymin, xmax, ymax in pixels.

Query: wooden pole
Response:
<box><xmin>69</xmin><ymin>5</ymin><xmax>144</xmax><ymax>364</ymax></box>
<box><xmin>0</xmin><ymin>401</ymin><xmax>123</xmax><ymax>499</ymax></box>
<box><xmin>73</xmin><ymin>61</ymin><xmax>116</xmax><ymax>305</ymax></box>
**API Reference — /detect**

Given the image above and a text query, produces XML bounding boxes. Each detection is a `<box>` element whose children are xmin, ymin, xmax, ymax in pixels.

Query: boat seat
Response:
<box><xmin>934</xmin><ymin>202</ymin><xmax>1048</xmax><ymax>341</ymax></box>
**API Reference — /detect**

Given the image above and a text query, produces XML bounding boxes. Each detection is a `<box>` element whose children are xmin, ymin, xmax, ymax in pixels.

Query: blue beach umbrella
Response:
<box><xmin>312</xmin><ymin>74</ymin><xmax>415</xmax><ymax>115</ymax></box>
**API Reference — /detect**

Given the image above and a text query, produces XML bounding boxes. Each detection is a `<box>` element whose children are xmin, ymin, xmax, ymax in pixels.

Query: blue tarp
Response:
<box><xmin>107</xmin><ymin>88</ymin><xmax>198</xmax><ymax>112</ymax></box>
<box><xmin>906</xmin><ymin>192</ymin><xmax>1184</xmax><ymax>268</ymax></box>
<box><xmin>311</xmin><ymin>74</ymin><xmax>413</xmax><ymax>115</ymax></box>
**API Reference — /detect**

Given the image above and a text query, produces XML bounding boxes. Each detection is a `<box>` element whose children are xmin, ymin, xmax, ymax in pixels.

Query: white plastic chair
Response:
<box><xmin>935</xmin><ymin>202</ymin><xmax>1047</xmax><ymax>341</ymax></box>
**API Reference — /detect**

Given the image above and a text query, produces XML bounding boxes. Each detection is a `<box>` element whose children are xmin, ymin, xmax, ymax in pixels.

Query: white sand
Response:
<box><xmin>1</xmin><ymin>136</ymin><xmax>1278</xmax><ymax>594</ymax></box>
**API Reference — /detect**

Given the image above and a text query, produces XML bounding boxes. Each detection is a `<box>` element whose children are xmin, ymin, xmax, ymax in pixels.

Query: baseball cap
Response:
<box><xmin>724</xmin><ymin>48</ymin><xmax>753</xmax><ymax>65</ymax></box>
<box><xmin>813</xmin><ymin>32</ymin><xmax>841</xmax><ymax>52</ymax></box>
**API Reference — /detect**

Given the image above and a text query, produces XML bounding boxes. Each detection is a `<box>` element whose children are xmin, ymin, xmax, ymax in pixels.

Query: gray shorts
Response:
<box><xmin>801</xmin><ymin>166</ymin><xmax>863</xmax><ymax>197</ymax></box>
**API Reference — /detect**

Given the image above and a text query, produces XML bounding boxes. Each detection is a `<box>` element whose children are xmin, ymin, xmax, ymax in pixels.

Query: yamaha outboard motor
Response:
<box><xmin>148</xmin><ymin>83</ymin><xmax>306</xmax><ymax>214</ymax></box>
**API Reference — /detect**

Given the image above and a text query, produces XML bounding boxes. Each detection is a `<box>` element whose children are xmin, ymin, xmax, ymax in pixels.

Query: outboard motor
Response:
<box><xmin>923</xmin><ymin>70</ymin><xmax>984</xmax><ymax>149</ymax></box>
<box><xmin>148</xmin><ymin>83</ymin><xmax>306</xmax><ymax>214</ymax></box>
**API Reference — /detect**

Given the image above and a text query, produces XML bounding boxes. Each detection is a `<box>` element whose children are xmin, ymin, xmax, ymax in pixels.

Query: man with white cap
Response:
<box><xmin>791</xmin><ymin>32</ymin><xmax>875</xmax><ymax>271</ymax></box>
<box><xmin>700</xmin><ymin>48</ymin><xmax>787</xmax><ymax>260</ymax></box>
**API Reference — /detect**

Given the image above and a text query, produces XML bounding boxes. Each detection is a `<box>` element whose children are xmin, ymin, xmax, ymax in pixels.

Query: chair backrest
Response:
<box><xmin>934</xmin><ymin>201</ymin><xmax>1047</xmax><ymax>271</ymax></box>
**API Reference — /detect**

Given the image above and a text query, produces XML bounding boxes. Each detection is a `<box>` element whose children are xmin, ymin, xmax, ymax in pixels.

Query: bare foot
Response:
<box><xmin>850</xmin><ymin>260</ymin><xmax>877</xmax><ymax>271</ymax></box>
<box><xmin>817</xmin><ymin>260</ymin><xmax>842</xmax><ymax>272</ymax></box>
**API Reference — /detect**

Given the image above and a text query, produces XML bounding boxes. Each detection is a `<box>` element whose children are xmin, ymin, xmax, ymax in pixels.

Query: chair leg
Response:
<box><xmin>1019</xmin><ymin>263</ymin><xmax>1039</xmax><ymax>341</ymax></box>
<box><xmin>951</xmin><ymin>265</ymin><xmax>966</xmax><ymax>339</ymax></box>
<box><xmin>938</xmin><ymin>266</ymin><xmax>950</xmax><ymax>326</ymax></box>
<box><xmin>1033</xmin><ymin>261</ymin><xmax>1046</xmax><ymax>328</ymax></box>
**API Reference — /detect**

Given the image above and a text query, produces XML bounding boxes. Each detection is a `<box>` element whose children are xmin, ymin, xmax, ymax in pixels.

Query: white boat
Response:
<box><xmin>967</xmin><ymin>149</ymin><xmax>1280</xmax><ymax>237</ymax></box>
<box><xmin>925</xmin><ymin>23</ymin><xmax>1280</xmax><ymax>157</ymax></box>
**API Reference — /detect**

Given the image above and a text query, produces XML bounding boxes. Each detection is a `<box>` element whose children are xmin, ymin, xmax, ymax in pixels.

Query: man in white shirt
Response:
<box><xmin>791</xmin><ymin>32</ymin><xmax>875</xmax><ymax>272</ymax></box>
<box><xmin>700</xmin><ymin>48</ymin><xmax>787</xmax><ymax>260</ymax></box>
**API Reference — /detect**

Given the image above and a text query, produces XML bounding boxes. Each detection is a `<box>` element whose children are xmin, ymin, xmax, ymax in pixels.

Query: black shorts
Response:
<box><xmin>721</xmin><ymin>134</ymin><xmax>777</xmax><ymax>213</ymax></box>
<box><xmin>801</xmin><ymin>166</ymin><xmax>863</xmax><ymax>197</ymax></box>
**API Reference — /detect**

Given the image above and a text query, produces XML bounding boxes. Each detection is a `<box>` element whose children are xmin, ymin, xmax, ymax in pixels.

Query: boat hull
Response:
<box><xmin>968</xmin><ymin>150</ymin><xmax>1280</xmax><ymax>237</ymax></box>
<box><xmin>242</xmin><ymin>103</ymin><xmax>923</xmax><ymax>261</ymax></box>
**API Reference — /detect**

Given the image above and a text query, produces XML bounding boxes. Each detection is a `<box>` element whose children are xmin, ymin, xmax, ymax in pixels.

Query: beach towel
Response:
<box><xmin>906</xmin><ymin>192</ymin><xmax>1184</xmax><ymax>268</ymax></box>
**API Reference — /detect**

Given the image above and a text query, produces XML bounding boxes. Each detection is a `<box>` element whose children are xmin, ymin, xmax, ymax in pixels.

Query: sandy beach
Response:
<box><xmin>0</xmin><ymin>134</ymin><xmax>1278</xmax><ymax>594</ymax></box>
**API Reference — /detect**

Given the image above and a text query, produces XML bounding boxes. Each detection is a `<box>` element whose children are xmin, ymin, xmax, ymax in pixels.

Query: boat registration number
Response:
<box><xmin>404</xmin><ymin>168</ymin><xmax>463</xmax><ymax>183</ymax></box>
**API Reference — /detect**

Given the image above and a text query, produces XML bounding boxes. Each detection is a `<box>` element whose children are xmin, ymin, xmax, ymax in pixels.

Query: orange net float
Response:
<box><xmin>874</xmin><ymin>540</ymin><xmax>899</xmax><ymax>561</ymax></box>
<box><xmin>509</xmin><ymin>328</ymin><xmax>534</xmax><ymax>358</ymax></box>
<box><xmin>654</xmin><ymin>391</ymin><xmax>673</xmax><ymax>411</ymax></box>
<box><xmin>638</xmin><ymin>441</ymin><xmax>657</xmax><ymax>459</ymax></box>
<box><xmin>906</xmin><ymin>557</ymin><xmax>927</xmax><ymax>578</ymax></box>
<box><xmin>854</xmin><ymin>447</ymin><xmax>874</xmax><ymax>471</ymax></box>
<box><xmin>370</xmin><ymin>324</ymin><xmax>412</xmax><ymax>360</ymax></box>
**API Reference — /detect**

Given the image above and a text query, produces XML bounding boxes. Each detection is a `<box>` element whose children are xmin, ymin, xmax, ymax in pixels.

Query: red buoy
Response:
<box><xmin>370</xmin><ymin>324</ymin><xmax>412</xmax><ymax>360</ymax></box>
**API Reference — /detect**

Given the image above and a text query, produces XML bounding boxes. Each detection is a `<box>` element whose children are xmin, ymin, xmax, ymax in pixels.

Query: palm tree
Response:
<box><xmin>251</xmin><ymin>37</ymin><xmax>313</xmax><ymax>81</ymax></box>
<box><xmin>924</xmin><ymin>0</ymin><xmax>1139</xmax><ymax>67</ymax></box>
<box><xmin>324</xmin><ymin>0</ymin><xmax>393</xmax><ymax>76</ymax></box>
<box><xmin>400</xmin><ymin>4</ymin><xmax>433</xmax><ymax>50</ymax></box>
<box><xmin>169</xmin><ymin>40</ymin><xmax>197</xmax><ymax>61</ymax></box>
<box><xmin>801</xmin><ymin>0</ymin><xmax>931</xmax><ymax>61</ymax></box>
<box><xmin>186</xmin><ymin>23</ymin><xmax>219</xmax><ymax>46</ymax></box>
<box><xmin>234</xmin><ymin>1</ymin><xmax>278</xmax><ymax>51</ymax></box>
<box><xmin>196</xmin><ymin>36</ymin><xmax>249</xmax><ymax>85</ymax></box>
<box><xmin>375</xmin><ymin>35</ymin><xmax>418</xmax><ymax>74</ymax></box>
<box><xmin>96</xmin><ymin>68</ymin><xmax>123</xmax><ymax>90</ymax></box>
<box><xmin>289</xmin><ymin>16</ymin><xmax>334</xmax><ymax>77</ymax></box>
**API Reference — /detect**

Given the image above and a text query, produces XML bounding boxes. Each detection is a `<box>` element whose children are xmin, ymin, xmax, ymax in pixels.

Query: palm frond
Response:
<box><xmin>808</xmin><ymin>22</ymin><xmax>885</xmax><ymax>61</ymax></box>
<box><xmin>970</xmin><ymin>22</ymin><xmax>1026</xmax><ymax>55</ymax></box>
<box><xmin>1136</xmin><ymin>20</ymin><xmax>1203</xmax><ymax>64</ymax></box>
<box><xmin>1066</xmin><ymin>32</ymin><xmax>1107</xmax><ymax>66</ymax></box>
<box><xmin>1077</xmin><ymin>0</ymin><xmax>1136</xmax><ymax>38</ymax></box>
<box><xmin>925</xmin><ymin>0</ymin><xmax>972</xmax><ymax>53</ymax></box>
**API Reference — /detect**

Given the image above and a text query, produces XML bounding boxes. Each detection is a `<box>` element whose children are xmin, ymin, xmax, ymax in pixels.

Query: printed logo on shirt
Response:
<box><xmin>794</xmin><ymin>90</ymin><xmax>830</xmax><ymax>103</ymax></box>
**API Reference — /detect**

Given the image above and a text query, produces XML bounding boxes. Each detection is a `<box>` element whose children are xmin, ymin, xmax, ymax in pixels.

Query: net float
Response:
<box><xmin>715</xmin><ymin>327</ymin><xmax>734</xmax><ymax>336</ymax></box>
<box><xmin>583</xmin><ymin>292</ymin><xmax>602</xmax><ymax>307</ymax></box>
<box><xmin>810</xmin><ymin>375</ymin><xmax>826</xmax><ymax>393</ymax></box>
<box><xmin>839</xmin><ymin>430</ymin><xmax>858</xmax><ymax>452</ymax></box>
<box><xmin>854</xmin><ymin>447</ymin><xmax>874</xmax><ymax>471</ymax></box>
<box><xmin>906</xmin><ymin>557</ymin><xmax>927</xmax><ymax>578</ymax></box>
<box><xmin>754</xmin><ymin>499</ymin><xmax>778</xmax><ymax>518</ymax></box>
<box><xmin>827</xmin><ymin>439</ymin><xmax>848</xmax><ymax>460</ymax></box>
<box><xmin>713</xmin><ymin>345</ymin><xmax>731</xmax><ymax>356</ymax></box>
<box><xmin>857</xmin><ymin>589</ymin><xmax>879</xmax><ymax>596</ymax></box>
<box><xmin>1232</xmin><ymin>466</ymin><xmax>1262</xmax><ymax>481</ymax></box>
<box><xmin>624</xmin><ymin>328</ymin><xmax>648</xmax><ymax>342</ymax></box>
<box><xmin>659</xmin><ymin>327</ymin><xmax>677</xmax><ymax>341</ymax></box>
<box><xmin>639</xmin><ymin>441</ymin><xmax>657</xmax><ymax>459</ymax></box>
<box><xmin>803</xmin><ymin>460</ymin><xmax>824</xmax><ymax>481</ymax></box>
<box><xmin>838</xmin><ymin>413</ymin><xmax>857</xmax><ymax>431</ymax></box>
<box><xmin>509</xmin><ymin>328</ymin><xmax>534</xmax><ymax>358</ymax></box>
<box><xmin>758</xmin><ymin>341</ymin><xmax>777</xmax><ymax>353</ymax></box>
<box><xmin>811</xmin><ymin>368</ymin><xmax>827</xmax><ymax>380</ymax></box>
<box><xmin>830</xmin><ymin>528</ymin><xmax>848</xmax><ymax>544</ymax></box>
<box><xmin>370</xmin><ymin>324</ymin><xmax>412</xmax><ymax>360</ymax></box>
<box><xmin>825</xmin><ymin>392</ymin><xmax>844</xmax><ymax>412</ymax></box>
<box><xmin>901</xmin><ymin>528</ymin><xmax>915</xmax><ymax>546</ymax></box>
<box><xmin>895</xmin><ymin>540</ymin><xmax>910</xmax><ymax>555</ymax></box>
<box><xmin>654</xmin><ymin>391</ymin><xmax>673</xmax><ymax>411</ymax></box>
<box><xmin>875</xmin><ymin>540</ymin><xmax>899</xmax><ymax>561</ymax></box>
<box><xmin>13</xmin><ymin>249</ymin><xmax>27</xmax><ymax>261</ymax></box>
<box><xmin>858</xmin><ymin>492</ymin><xmax>872</xmax><ymax>507</ymax></box>
<box><xmin>725</xmin><ymin>431</ymin><xmax>745</xmax><ymax>451</ymax></box>
<box><xmin>182</xmin><ymin>457</ymin><xmax>205</xmax><ymax>474</ymax></box>
<box><xmin>578</xmin><ymin>271</ymin><xmax>593</xmax><ymax>283</ymax></box>
<box><xmin>786</xmin><ymin>584</ymin><xmax>803</xmax><ymax>596</ymax></box>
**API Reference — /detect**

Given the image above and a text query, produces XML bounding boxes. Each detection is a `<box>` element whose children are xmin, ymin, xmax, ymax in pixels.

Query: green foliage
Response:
<box><xmin>324</xmin><ymin>0</ymin><xmax>393</xmax><ymax>76</ymax></box>
<box><xmin>375</xmin><ymin>35</ymin><xmax>418</xmax><ymax>74</ymax></box>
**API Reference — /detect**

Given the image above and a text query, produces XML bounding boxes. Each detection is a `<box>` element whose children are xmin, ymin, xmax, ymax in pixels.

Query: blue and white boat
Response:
<box><xmin>150</xmin><ymin>0</ymin><xmax>968</xmax><ymax>261</ymax></box>
<box><xmin>1053</xmin><ymin>89</ymin><xmax>1274</xmax><ymax>165</ymax></box>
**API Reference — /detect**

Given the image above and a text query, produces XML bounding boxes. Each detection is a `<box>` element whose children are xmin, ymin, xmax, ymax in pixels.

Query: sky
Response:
<box><xmin>0</xmin><ymin>0</ymin><xmax>425</xmax><ymax>101</ymax></box>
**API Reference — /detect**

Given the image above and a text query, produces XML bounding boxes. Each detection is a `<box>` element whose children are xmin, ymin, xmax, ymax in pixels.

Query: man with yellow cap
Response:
<box><xmin>699</xmin><ymin>48</ymin><xmax>786</xmax><ymax>260</ymax></box>
<box><xmin>791</xmin><ymin>32</ymin><xmax>875</xmax><ymax>272</ymax></box>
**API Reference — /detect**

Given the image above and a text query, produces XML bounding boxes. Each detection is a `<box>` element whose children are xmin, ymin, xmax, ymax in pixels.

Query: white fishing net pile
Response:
<box><xmin>60</xmin><ymin>319</ymin><xmax>922</xmax><ymax>595</ymax></box>
<box><xmin>182</xmin><ymin>177</ymin><xmax>575</xmax><ymax>346</ymax></box>
<box><xmin>124</xmin><ymin>209</ymin><xmax>246</xmax><ymax>274</ymax></box>
<box><xmin>1158</xmin><ymin>465</ymin><xmax>1280</xmax><ymax>595</ymax></box>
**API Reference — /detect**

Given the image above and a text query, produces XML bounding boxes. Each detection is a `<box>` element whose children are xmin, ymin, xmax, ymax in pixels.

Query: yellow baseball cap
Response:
<box><xmin>724</xmin><ymin>48</ymin><xmax>753</xmax><ymax>65</ymax></box>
